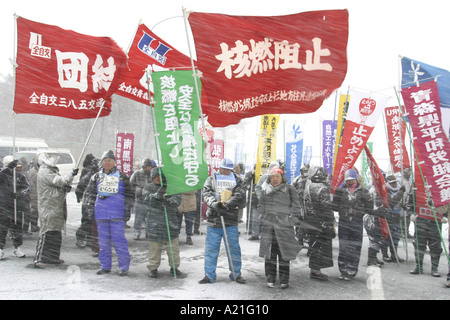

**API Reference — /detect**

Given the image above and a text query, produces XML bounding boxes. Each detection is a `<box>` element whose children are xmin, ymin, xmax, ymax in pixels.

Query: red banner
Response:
<box><xmin>116</xmin><ymin>23</ymin><xmax>208</xmax><ymax>108</ymax></box>
<box><xmin>14</xmin><ymin>17</ymin><xmax>127</xmax><ymax>119</ymax></box>
<box><xmin>331</xmin><ymin>90</ymin><xmax>389</xmax><ymax>194</ymax></box>
<box><xmin>188</xmin><ymin>10</ymin><xmax>348</xmax><ymax>127</ymax></box>
<box><xmin>384</xmin><ymin>106</ymin><xmax>410</xmax><ymax>172</ymax></box>
<box><xmin>209</xmin><ymin>139</ymin><xmax>224</xmax><ymax>174</ymax></box>
<box><xmin>364</xmin><ymin>145</ymin><xmax>390</xmax><ymax>240</ymax></box>
<box><xmin>401</xmin><ymin>80</ymin><xmax>450</xmax><ymax>209</ymax></box>
<box><xmin>115</xmin><ymin>133</ymin><xmax>134</xmax><ymax>177</ymax></box>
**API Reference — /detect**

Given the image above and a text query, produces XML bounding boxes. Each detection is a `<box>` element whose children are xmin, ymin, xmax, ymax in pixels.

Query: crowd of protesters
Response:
<box><xmin>0</xmin><ymin>152</ymin><xmax>448</xmax><ymax>290</ymax></box>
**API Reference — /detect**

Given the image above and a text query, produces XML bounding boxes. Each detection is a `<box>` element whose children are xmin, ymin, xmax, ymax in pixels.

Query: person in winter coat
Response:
<box><xmin>17</xmin><ymin>158</ymin><xmax>33</xmax><ymax>235</ymax></box>
<box><xmin>0</xmin><ymin>156</ymin><xmax>28</xmax><ymax>260</ymax></box>
<box><xmin>85</xmin><ymin>150</ymin><xmax>133</xmax><ymax>276</ymax></box>
<box><xmin>243</xmin><ymin>166</ymin><xmax>260</xmax><ymax>240</ymax></box>
<box><xmin>199</xmin><ymin>158</ymin><xmax>246</xmax><ymax>284</ymax></box>
<box><xmin>177</xmin><ymin>190</ymin><xmax>197</xmax><ymax>245</ymax></box>
<box><xmin>75</xmin><ymin>154</ymin><xmax>99</xmax><ymax>248</ymax></box>
<box><xmin>143</xmin><ymin>168</ymin><xmax>182</xmax><ymax>278</ymax></box>
<box><xmin>332</xmin><ymin>169</ymin><xmax>373</xmax><ymax>280</ymax></box>
<box><xmin>130</xmin><ymin>158</ymin><xmax>155</xmax><ymax>240</ymax></box>
<box><xmin>410</xmin><ymin>199</ymin><xmax>446</xmax><ymax>277</ymax></box>
<box><xmin>381</xmin><ymin>173</ymin><xmax>406</xmax><ymax>263</ymax></box>
<box><xmin>303</xmin><ymin>166</ymin><xmax>336</xmax><ymax>281</ymax></box>
<box><xmin>28</xmin><ymin>155</ymin><xmax>40</xmax><ymax>233</ymax></box>
<box><xmin>365</xmin><ymin>183</ymin><xmax>390</xmax><ymax>268</ymax></box>
<box><xmin>258</xmin><ymin>166</ymin><xmax>302</xmax><ymax>289</ymax></box>
<box><xmin>33</xmin><ymin>153</ymin><xmax>78</xmax><ymax>268</ymax></box>
<box><xmin>292</xmin><ymin>164</ymin><xmax>311</xmax><ymax>248</ymax></box>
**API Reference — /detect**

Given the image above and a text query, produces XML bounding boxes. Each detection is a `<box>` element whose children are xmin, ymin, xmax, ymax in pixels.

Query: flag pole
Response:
<box><xmin>75</xmin><ymin>100</ymin><xmax>106</xmax><ymax>169</ymax></box>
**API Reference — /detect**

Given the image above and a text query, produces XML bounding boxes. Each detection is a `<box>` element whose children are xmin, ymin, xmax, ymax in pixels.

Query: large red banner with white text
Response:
<box><xmin>331</xmin><ymin>90</ymin><xmax>389</xmax><ymax>194</ymax></box>
<box><xmin>188</xmin><ymin>10</ymin><xmax>348</xmax><ymax>127</ymax></box>
<box><xmin>14</xmin><ymin>16</ymin><xmax>127</xmax><ymax>119</ymax></box>
<box><xmin>401</xmin><ymin>80</ymin><xmax>450</xmax><ymax>210</ymax></box>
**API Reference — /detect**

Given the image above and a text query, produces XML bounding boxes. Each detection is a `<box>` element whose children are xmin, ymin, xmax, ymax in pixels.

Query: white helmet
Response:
<box><xmin>2</xmin><ymin>155</ymin><xmax>14</xmax><ymax>167</ymax></box>
<box><xmin>39</xmin><ymin>153</ymin><xmax>60</xmax><ymax>168</ymax></box>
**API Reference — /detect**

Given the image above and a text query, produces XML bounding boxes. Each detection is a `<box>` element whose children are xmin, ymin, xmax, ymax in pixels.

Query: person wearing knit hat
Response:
<box><xmin>85</xmin><ymin>150</ymin><xmax>133</xmax><ymax>276</ymax></box>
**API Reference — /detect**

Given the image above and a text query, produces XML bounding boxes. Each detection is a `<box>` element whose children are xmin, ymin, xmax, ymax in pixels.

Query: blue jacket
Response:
<box><xmin>86</xmin><ymin>167</ymin><xmax>133</xmax><ymax>221</ymax></box>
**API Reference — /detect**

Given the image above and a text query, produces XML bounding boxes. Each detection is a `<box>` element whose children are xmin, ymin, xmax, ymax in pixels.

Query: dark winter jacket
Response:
<box><xmin>86</xmin><ymin>167</ymin><xmax>133</xmax><ymax>221</ymax></box>
<box><xmin>142</xmin><ymin>181</ymin><xmax>181</xmax><ymax>242</ymax></box>
<box><xmin>303</xmin><ymin>167</ymin><xmax>335</xmax><ymax>236</ymax></box>
<box><xmin>333</xmin><ymin>182</ymin><xmax>373</xmax><ymax>221</ymax></box>
<box><xmin>258</xmin><ymin>182</ymin><xmax>302</xmax><ymax>260</ymax></box>
<box><xmin>203</xmin><ymin>172</ymin><xmax>246</xmax><ymax>228</ymax></box>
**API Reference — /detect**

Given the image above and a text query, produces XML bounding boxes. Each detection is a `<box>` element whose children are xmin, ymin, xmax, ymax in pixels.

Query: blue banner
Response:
<box><xmin>285</xmin><ymin>122</ymin><xmax>303</xmax><ymax>184</ymax></box>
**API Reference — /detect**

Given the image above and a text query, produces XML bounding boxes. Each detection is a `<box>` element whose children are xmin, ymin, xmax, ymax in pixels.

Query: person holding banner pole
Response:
<box><xmin>143</xmin><ymin>168</ymin><xmax>182</xmax><ymax>278</ymax></box>
<box><xmin>199</xmin><ymin>158</ymin><xmax>246</xmax><ymax>284</ymax></box>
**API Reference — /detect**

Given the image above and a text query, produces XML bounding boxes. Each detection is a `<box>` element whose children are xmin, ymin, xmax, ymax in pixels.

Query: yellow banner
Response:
<box><xmin>255</xmin><ymin>114</ymin><xmax>279</xmax><ymax>183</ymax></box>
<box><xmin>332</xmin><ymin>94</ymin><xmax>350</xmax><ymax>175</ymax></box>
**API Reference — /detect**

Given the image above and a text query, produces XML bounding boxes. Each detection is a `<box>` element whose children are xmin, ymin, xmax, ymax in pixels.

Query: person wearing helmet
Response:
<box><xmin>200</xmin><ymin>158</ymin><xmax>246</xmax><ymax>284</ymax></box>
<box><xmin>332</xmin><ymin>168</ymin><xmax>373</xmax><ymax>280</ymax></box>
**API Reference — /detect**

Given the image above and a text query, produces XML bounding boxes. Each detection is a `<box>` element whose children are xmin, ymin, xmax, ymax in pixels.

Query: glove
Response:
<box><xmin>375</xmin><ymin>206</ymin><xmax>389</xmax><ymax>218</ymax></box>
<box><xmin>156</xmin><ymin>187</ymin><xmax>166</xmax><ymax>200</ymax></box>
<box><xmin>7</xmin><ymin>160</ymin><xmax>18</xmax><ymax>169</ymax></box>
<box><xmin>72</xmin><ymin>168</ymin><xmax>79</xmax><ymax>176</ymax></box>
<box><xmin>64</xmin><ymin>185</ymin><xmax>72</xmax><ymax>193</ymax></box>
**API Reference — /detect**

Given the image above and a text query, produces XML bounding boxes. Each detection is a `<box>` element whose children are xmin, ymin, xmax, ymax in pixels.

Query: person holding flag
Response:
<box><xmin>200</xmin><ymin>158</ymin><xmax>246</xmax><ymax>284</ymax></box>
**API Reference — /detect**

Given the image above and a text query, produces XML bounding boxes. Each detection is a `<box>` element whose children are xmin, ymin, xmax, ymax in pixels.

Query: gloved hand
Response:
<box><xmin>72</xmin><ymin>168</ymin><xmax>79</xmax><ymax>176</ymax></box>
<box><xmin>156</xmin><ymin>186</ymin><xmax>166</xmax><ymax>200</ymax></box>
<box><xmin>7</xmin><ymin>160</ymin><xmax>18</xmax><ymax>169</ymax></box>
<box><xmin>375</xmin><ymin>206</ymin><xmax>389</xmax><ymax>218</ymax></box>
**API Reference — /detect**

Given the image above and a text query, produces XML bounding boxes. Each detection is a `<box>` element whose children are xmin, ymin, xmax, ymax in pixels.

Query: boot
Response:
<box><xmin>367</xmin><ymin>248</ymin><xmax>382</xmax><ymax>267</ymax></box>
<box><xmin>410</xmin><ymin>253</ymin><xmax>424</xmax><ymax>274</ymax></box>
<box><xmin>430</xmin><ymin>254</ymin><xmax>441</xmax><ymax>277</ymax></box>
<box><xmin>381</xmin><ymin>246</ymin><xmax>390</xmax><ymax>262</ymax></box>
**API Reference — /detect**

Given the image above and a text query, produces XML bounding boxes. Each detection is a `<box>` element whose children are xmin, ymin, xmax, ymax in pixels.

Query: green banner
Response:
<box><xmin>361</xmin><ymin>141</ymin><xmax>373</xmax><ymax>187</ymax></box>
<box><xmin>151</xmin><ymin>70</ymin><xmax>208</xmax><ymax>195</ymax></box>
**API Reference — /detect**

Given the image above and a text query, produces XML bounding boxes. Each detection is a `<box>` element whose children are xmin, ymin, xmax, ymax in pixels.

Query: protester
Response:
<box><xmin>0</xmin><ymin>156</ymin><xmax>27</xmax><ymax>260</ymax></box>
<box><xmin>75</xmin><ymin>154</ymin><xmax>99</xmax><ymax>248</ymax></box>
<box><xmin>17</xmin><ymin>158</ymin><xmax>33</xmax><ymax>235</ymax></box>
<box><xmin>292</xmin><ymin>164</ymin><xmax>311</xmax><ymax>248</ymax></box>
<box><xmin>86</xmin><ymin>150</ymin><xmax>133</xmax><ymax>276</ymax></box>
<box><xmin>410</xmin><ymin>201</ymin><xmax>446</xmax><ymax>277</ymax></box>
<box><xmin>243</xmin><ymin>166</ymin><xmax>260</xmax><ymax>240</ymax></box>
<box><xmin>381</xmin><ymin>173</ymin><xmax>406</xmax><ymax>263</ymax></box>
<box><xmin>28</xmin><ymin>155</ymin><xmax>40</xmax><ymax>233</ymax></box>
<box><xmin>143</xmin><ymin>168</ymin><xmax>182</xmax><ymax>278</ymax></box>
<box><xmin>200</xmin><ymin>158</ymin><xmax>246</xmax><ymax>284</ymax></box>
<box><xmin>303</xmin><ymin>166</ymin><xmax>336</xmax><ymax>281</ymax></box>
<box><xmin>130</xmin><ymin>158</ymin><xmax>155</xmax><ymax>240</ymax></box>
<box><xmin>178</xmin><ymin>190</ymin><xmax>197</xmax><ymax>245</ymax></box>
<box><xmin>332</xmin><ymin>168</ymin><xmax>373</xmax><ymax>280</ymax></box>
<box><xmin>258</xmin><ymin>166</ymin><xmax>301</xmax><ymax>288</ymax></box>
<box><xmin>33</xmin><ymin>153</ymin><xmax>78</xmax><ymax>268</ymax></box>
